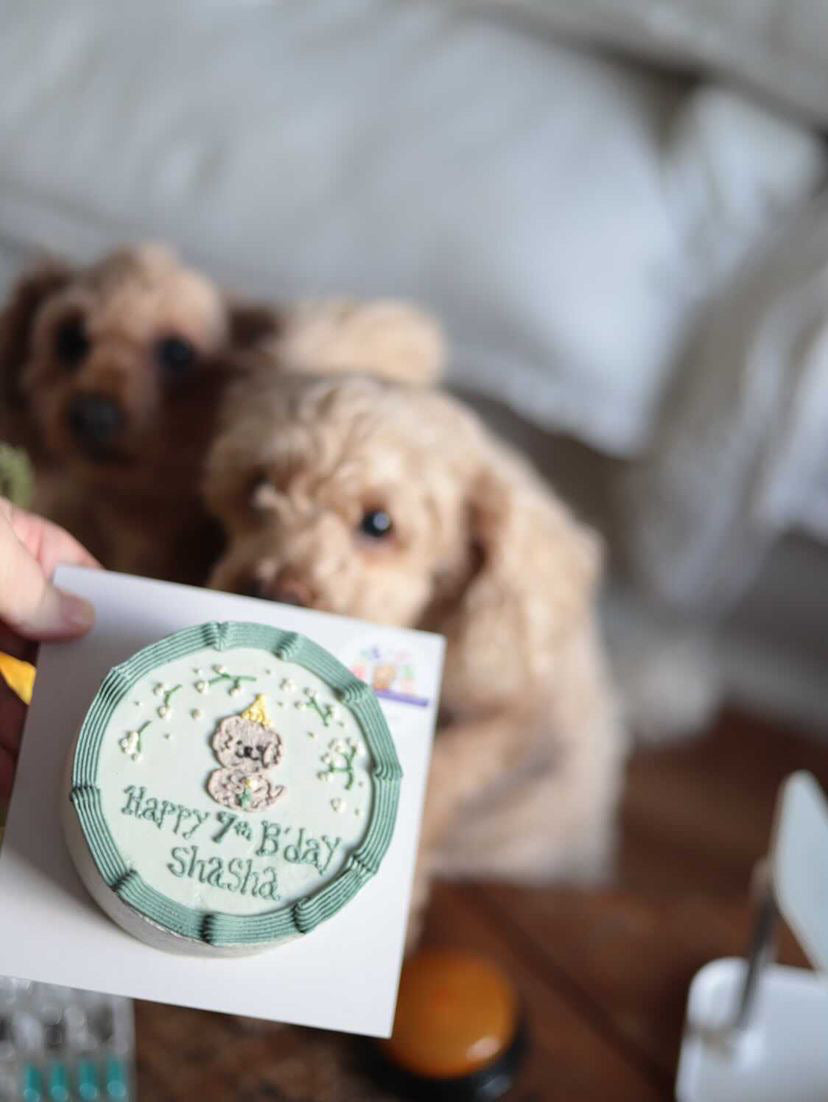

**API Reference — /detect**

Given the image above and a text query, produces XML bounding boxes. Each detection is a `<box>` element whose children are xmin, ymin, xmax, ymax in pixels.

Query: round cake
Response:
<box><xmin>63</xmin><ymin>621</ymin><xmax>402</xmax><ymax>956</ymax></box>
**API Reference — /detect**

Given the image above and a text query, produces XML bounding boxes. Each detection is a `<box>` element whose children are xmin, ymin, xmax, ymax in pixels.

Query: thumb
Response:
<box><xmin>10</xmin><ymin>582</ymin><xmax>95</xmax><ymax>641</ymax></box>
<box><xmin>0</xmin><ymin>524</ymin><xmax>94</xmax><ymax>641</ymax></box>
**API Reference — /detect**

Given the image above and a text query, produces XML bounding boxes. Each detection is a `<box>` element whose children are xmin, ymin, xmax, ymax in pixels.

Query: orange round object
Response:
<box><xmin>383</xmin><ymin>950</ymin><xmax>519</xmax><ymax>1080</ymax></box>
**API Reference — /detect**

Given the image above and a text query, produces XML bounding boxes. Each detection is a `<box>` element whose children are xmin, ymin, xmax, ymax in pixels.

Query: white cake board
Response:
<box><xmin>676</xmin><ymin>959</ymin><xmax>828</xmax><ymax>1102</ymax></box>
<box><xmin>0</xmin><ymin>567</ymin><xmax>444</xmax><ymax>1037</ymax></box>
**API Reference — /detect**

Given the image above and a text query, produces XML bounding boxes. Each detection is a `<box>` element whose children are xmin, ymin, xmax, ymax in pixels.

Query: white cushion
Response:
<box><xmin>623</xmin><ymin>193</ymin><xmax>828</xmax><ymax>609</ymax></box>
<box><xmin>0</xmin><ymin>0</ymin><xmax>822</xmax><ymax>453</ymax></box>
<box><xmin>513</xmin><ymin>0</ymin><xmax>828</xmax><ymax>126</ymax></box>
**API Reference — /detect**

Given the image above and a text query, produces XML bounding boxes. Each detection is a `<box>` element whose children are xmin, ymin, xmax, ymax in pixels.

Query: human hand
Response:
<box><xmin>0</xmin><ymin>499</ymin><xmax>100</xmax><ymax>797</ymax></box>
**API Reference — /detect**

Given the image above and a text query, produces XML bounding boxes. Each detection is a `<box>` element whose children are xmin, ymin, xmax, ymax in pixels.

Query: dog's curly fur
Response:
<box><xmin>205</xmin><ymin>371</ymin><xmax>627</xmax><ymax>939</ymax></box>
<box><xmin>0</xmin><ymin>245</ymin><xmax>444</xmax><ymax>582</ymax></box>
<box><xmin>268</xmin><ymin>298</ymin><xmax>445</xmax><ymax>387</ymax></box>
<box><xmin>0</xmin><ymin>245</ymin><xmax>250</xmax><ymax>580</ymax></box>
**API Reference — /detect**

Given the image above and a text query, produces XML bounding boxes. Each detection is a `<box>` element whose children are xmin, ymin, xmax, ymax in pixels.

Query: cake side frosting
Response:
<box><xmin>68</xmin><ymin>622</ymin><xmax>402</xmax><ymax>948</ymax></box>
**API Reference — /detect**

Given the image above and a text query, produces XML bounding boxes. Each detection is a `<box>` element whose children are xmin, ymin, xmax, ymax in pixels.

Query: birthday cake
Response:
<box><xmin>63</xmin><ymin>621</ymin><xmax>402</xmax><ymax>956</ymax></box>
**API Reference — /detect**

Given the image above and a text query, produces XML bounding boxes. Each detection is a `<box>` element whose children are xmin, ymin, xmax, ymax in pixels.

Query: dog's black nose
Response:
<box><xmin>67</xmin><ymin>394</ymin><xmax>125</xmax><ymax>448</ymax></box>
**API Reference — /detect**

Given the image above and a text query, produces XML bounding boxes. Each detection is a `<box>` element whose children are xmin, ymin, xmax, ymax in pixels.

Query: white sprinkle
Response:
<box><xmin>213</xmin><ymin>664</ymin><xmax>226</xmax><ymax>675</ymax></box>
<box><xmin>229</xmin><ymin>686</ymin><xmax>240</xmax><ymax>697</ymax></box>
<box><xmin>158</xmin><ymin>705</ymin><xmax>170</xmax><ymax>719</ymax></box>
<box><xmin>191</xmin><ymin>708</ymin><xmax>202</xmax><ymax>720</ymax></box>
<box><xmin>196</xmin><ymin>681</ymin><xmax>207</xmax><ymax>693</ymax></box>
<box><xmin>331</xmin><ymin>798</ymin><xmax>346</xmax><ymax>813</ymax></box>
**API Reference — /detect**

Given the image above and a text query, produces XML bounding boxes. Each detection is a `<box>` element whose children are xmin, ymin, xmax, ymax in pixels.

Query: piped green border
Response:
<box><xmin>69</xmin><ymin>621</ymin><xmax>402</xmax><ymax>948</ymax></box>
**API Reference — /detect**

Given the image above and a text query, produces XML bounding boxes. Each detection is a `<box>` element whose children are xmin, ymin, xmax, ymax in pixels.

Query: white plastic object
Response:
<box><xmin>677</xmin><ymin>958</ymin><xmax>828</xmax><ymax>1101</ymax></box>
<box><xmin>676</xmin><ymin>771</ymin><xmax>828</xmax><ymax>1101</ymax></box>
<box><xmin>771</xmin><ymin>771</ymin><xmax>828</xmax><ymax>974</ymax></box>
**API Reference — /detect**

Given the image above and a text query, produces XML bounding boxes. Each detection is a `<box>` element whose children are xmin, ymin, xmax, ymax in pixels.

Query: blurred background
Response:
<box><xmin>1</xmin><ymin>2</ymin><xmax>827</xmax><ymax>1098</ymax></box>
<box><xmin>2</xmin><ymin>0</ymin><xmax>828</xmax><ymax>729</ymax></box>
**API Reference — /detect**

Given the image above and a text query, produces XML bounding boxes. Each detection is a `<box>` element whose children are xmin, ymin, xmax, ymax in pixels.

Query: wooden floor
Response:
<box><xmin>135</xmin><ymin>710</ymin><xmax>828</xmax><ymax>1101</ymax></box>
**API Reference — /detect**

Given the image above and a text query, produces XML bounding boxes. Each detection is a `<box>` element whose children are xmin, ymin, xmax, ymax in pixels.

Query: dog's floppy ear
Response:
<box><xmin>275</xmin><ymin>299</ymin><xmax>445</xmax><ymax>386</ymax></box>
<box><xmin>225</xmin><ymin>300</ymin><xmax>284</xmax><ymax>352</ymax></box>
<box><xmin>443</xmin><ymin>444</ymin><xmax>603</xmax><ymax>710</ymax></box>
<box><xmin>0</xmin><ymin>259</ymin><xmax>73</xmax><ymax>444</ymax></box>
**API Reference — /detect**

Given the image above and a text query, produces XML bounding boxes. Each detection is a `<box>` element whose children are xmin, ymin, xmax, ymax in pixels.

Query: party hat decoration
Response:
<box><xmin>241</xmin><ymin>693</ymin><xmax>270</xmax><ymax>727</ymax></box>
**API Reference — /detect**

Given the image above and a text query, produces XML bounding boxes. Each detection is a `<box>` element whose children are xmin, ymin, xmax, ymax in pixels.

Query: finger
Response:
<box><xmin>0</xmin><ymin>743</ymin><xmax>15</xmax><ymax>801</ymax></box>
<box><xmin>5</xmin><ymin>502</ymin><xmax>101</xmax><ymax>577</ymax></box>
<box><xmin>0</xmin><ymin>681</ymin><xmax>25</xmax><ymax>755</ymax></box>
<box><xmin>0</xmin><ymin>514</ymin><xmax>95</xmax><ymax>641</ymax></box>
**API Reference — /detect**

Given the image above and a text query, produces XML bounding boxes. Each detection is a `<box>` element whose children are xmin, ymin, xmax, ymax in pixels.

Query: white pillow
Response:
<box><xmin>623</xmin><ymin>193</ymin><xmax>828</xmax><ymax>610</ymax></box>
<box><xmin>0</xmin><ymin>0</ymin><xmax>822</xmax><ymax>454</ymax></box>
<box><xmin>507</xmin><ymin>0</ymin><xmax>828</xmax><ymax>127</ymax></box>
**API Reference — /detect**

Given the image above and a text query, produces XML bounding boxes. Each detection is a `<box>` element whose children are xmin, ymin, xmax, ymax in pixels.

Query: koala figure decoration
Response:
<box><xmin>207</xmin><ymin>694</ymin><xmax>285</xmax><ymax>812</ymax></box>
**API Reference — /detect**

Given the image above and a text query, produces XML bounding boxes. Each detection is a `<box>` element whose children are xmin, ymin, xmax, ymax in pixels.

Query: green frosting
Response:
<box><xmin>69</xmin><ymin>622</ymin><xmax>402</xmax><ymax>948</ymax></box>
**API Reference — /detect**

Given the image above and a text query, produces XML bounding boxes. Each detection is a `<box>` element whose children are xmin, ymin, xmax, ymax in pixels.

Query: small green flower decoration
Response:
<box><xmin>200</xmin><ymin>669</ymin><xmax>256</xmax><ymax>695</ymax></box>
<box><xmin>119</xmin><ymin>720</ymin><xmax>150</xmax><ymax>760</ymax></box>
<box><xmin>318</xmin><ymin>737</ymin><xmax>358</xmax><ymax>790</ymax></box>
<box><xmin>303</xmin><ymin>686</ymin><xmax>334</xmax><ymax>726</ymax></box>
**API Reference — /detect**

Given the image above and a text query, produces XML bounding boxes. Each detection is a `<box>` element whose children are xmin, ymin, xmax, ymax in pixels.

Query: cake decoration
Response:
<box><xmin>119</xmin><ymin>721</ymin><xmax>149</xmax><ymax>762</ymax></box>
<box><xmin>155</xmin><ymin>683</ymin><xmax>181</xmax><ymax>719</ymax></box>
<box><xmin>63</xmin><ymin>622</ymin><xmax>402</xmax><ymax>956</ymax></box>
<box><xmin>207</xmin><ymin>694</ymin><xmax>285</xmax><ymax>812</ymax></box>
<box><xmin>318</xmin><ymin>738</ymin><xmax>359</xmax><ymax>789</ymax></box>
<box><xmin>194</xmin><ymin>666</ymin><xmax>256</xmax><ymax>696</ymax></box>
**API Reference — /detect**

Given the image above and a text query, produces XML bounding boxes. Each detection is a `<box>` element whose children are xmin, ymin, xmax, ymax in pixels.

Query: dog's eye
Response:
<box><xmin>156</xmin><ymin>335</ymin><xmax>196</xmax><ymax>381</ymax></box>
<box><xmin>358</xmin><ymin>509</ymin><xmax>393</xmax><ymax>540</ymax></box>
<box><xmin>54</xmin><ymin>316</ymin><xmax>89</xmax><ymax>367</ymax></box>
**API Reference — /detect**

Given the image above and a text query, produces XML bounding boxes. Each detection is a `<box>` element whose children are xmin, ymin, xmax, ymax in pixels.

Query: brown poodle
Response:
<box><xmin>204</xmin><ymin>371</ymin><xmax>626</xmax><ymax>938</ymax></box>
<box><xmin>0</xmin><ymin>245</ymin><xmax>444</xmax><ymax>582</ymax></box>
<box><xmin>0</xmin><ymin>245</ymin><xmax>256</xmax><ymax>581</ymax></box>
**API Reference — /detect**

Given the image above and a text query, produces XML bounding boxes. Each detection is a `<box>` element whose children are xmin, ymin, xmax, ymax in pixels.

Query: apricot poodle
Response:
<box><xmin>205</xmin><ymin>371</ymin><xmax>627</xmax><ymax>935</ymax></box>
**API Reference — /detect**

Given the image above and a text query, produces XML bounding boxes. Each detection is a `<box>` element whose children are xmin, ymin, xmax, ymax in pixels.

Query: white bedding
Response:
<box><xmin>624</xmin><ymin>195</ymin><xmax>828</xmax><ymax>610</ymax></box>
<box><xmin>507</xmin><ymin>0</ymin><xmax>828</xmax><ymax>126</ymax></box>
<box><xmin>0</xmin><ymin>0</ymin><xmax>822</xmax><ymax>455</ymax></box>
